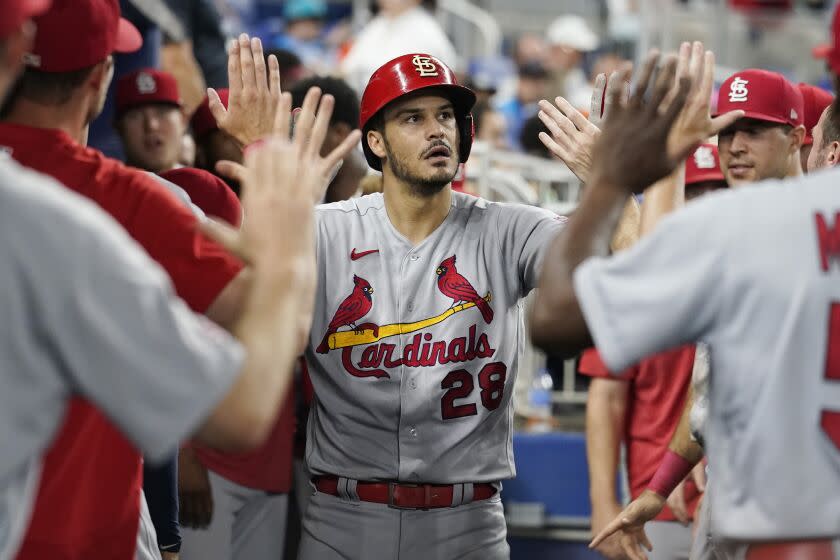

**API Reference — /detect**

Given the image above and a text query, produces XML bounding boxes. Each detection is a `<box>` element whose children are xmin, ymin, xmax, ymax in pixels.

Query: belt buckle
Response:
<box><xmin>387</xmin><ymin>482</ymin><xmax>430</xmax><ymax>510</ymax></box>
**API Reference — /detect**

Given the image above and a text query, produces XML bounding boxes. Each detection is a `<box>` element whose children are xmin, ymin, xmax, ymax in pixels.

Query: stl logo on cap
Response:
<box><xmin>412</xmin><ymin>55</ymin><xmax>439</xmax><ymax>77</ymax></box>
<box><xmin>729</xmin><ymin>76</ymin><xmax>749</xmax><ymax>103</ymax></box>
<box><xmin>790</xmin><ymin>108</ymin><xmax>798</xmax><ymax>121</ymax></box>
<box><xmin>693</xmin><ymin>146</ymin><xmax>716</xmax><ymax>169</ymax></box>
<box><xmin>135</xmin><ymin>72</ymin><xmax>157</xmax><ymax>94</ymax></box>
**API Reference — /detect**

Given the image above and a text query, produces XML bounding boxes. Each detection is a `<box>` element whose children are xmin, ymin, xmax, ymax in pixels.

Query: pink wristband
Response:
<box><xmin>647</xmin><ymin>450</ymin><xmax>693</xmax><ymax>498</ymax></box>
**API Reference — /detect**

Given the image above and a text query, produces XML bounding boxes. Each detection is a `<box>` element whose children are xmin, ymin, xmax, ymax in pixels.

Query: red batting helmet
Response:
<box><xmin>359</xmin><ymin>53</ymin><xmax>476</xmax><ymax>171</ymax></box>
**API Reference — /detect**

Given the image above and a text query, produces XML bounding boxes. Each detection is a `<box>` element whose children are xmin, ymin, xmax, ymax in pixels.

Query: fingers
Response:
<box><xmin>268</xmin><ymin>53</ymin><xmax>282</xmax><ymax>97</ymax></box>
<box><xmin>227</xmin><ymin>38</ymin><xmax>243</xmax><ymax>96</ymax></box>
<box><xmin>293</xmin><ymin>86</ymin><xmax>323</xmax><ymax>151</ymax></box>
<box><xmin>630</xmin><ymin>50</ymin><xmax>660</xmax><ymax>109</ymax></box>
<box><xmin>590</xmin><ymin>73</ymin><xmax>607</xmax><ymax>124</ymax></box>
<box><xmin>207</xmin><ymin>88</ymin><xmax>227</xmax><ymax>128</ymax></box>
<box><xmin>669</xmin><ymin>492</ymin><xmax>690</xmax><ymax>524</ymax></box>
<box><xmin>640</xmin><ymin>528</ymin><xmax>653</xmax><ymax>551</ymax></box>
<box><xmin>698</xmin><ymin>50</ymin><xmax>716</xmax><ymax>108</ymax></box>
<box><xmin>251</xmin><ymin>37</ymin><xmax>268</xmax><ymax>92</ymax></box>
<box><xmin>555</xmin><ymin>95</ymin><xmax>597</xmax><ymax>133</ymax></box>
<box><xmin>215</xmin><ymin>160</ymin><xmax>249</xmax><ymax>183</ymax></box>
<box><xmin>621</xmin><ymin>536</ymin><xmax>648</xmax><ymax>560</ymax></box>
<box><xmin>687</xmin><ymin>41</ymin><xmax>705</xmax><ymax>91</ymax></box>
<box><xmin>322</xmin><ymin>129</ymin><xmax>361</xmax><ymax>175</ymax></box>
<box><xmin>603</xmin><ymin>68</ymin><xmax>629</xmax><ymax>120</ymax></box>
<box><xmin>238</xmin><ymin>34</ymin><xmax>257</xmax><ymax>93</ymax></box>
<box><xmin>272</xmin><ymin>92</ymin><xmax>293</xmax><ymax>137</ymax></box>
<box><xmin>647</xmin><ymin>54</ymin><xmax>678</xmax><ymax>117</ymax></box>
<box><xmin>198</xmin><ymin>218</ymin><xmax>246</xmax><ymax>259</ymax></box>
<box><xmin>692</xmin><ymin>461</ymin><xmax>707</xmax><ymax>492</ymax></box>
<box><xmin>538</xmin><ymin>131</ymin><xmax>570</xmax><ymax>161</ymax></box>
<box><xmin>589</xmin><ymin>516</ymin><xmax>627</xmax><ymax>549</ymax></box>
<box><xmin>307</xmin><ymin>94</ymin><xmax>336</xmax><ymax>160</ymax></box>
<box><xmin>538</xmin><ymin>102</ymin><xmax>576</xmax><ymax>146</ymax></box>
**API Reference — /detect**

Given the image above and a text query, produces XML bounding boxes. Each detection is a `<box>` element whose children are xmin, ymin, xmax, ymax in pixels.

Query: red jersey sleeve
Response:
<box><xmin>120</xmin><ymin>171</ymin><xmax>242</xmax><ymax>313</ymax></box>
<box><xmin>579</xmin><ymin>348</ymin><xmax>636</xmax><ymax>380</ymax></box>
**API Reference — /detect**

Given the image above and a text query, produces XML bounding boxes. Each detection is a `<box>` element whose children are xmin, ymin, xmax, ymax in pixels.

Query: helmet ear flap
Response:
<box><xmin>458</xmin><ymin>112</ymin><xmax>474</xmax><ymax>164</ymax></box>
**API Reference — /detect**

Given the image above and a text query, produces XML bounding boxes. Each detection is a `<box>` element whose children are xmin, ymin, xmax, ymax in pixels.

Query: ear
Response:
<box><xmin>87</xmin><ymin>57</ymin><xmax>114</xmax><ymax>95</ymax></box>
<box><xmin>829</xmin><ymin>141</ymin><xmax>840</xmax><ymax>168</ymax></box>
<box><xmin>0</xmin><ymin>22</ymin><xmax>35</xmax><ymax>88</ymax></box>
<box><xmin>790</xmin><ymin>125</ymin><xmax>806</xmax><ymax>153</ymax></box>
<box><xmin>367</xmin><ymin>129</ymin><xmax>387</xmax><ymax>160</ymax></box>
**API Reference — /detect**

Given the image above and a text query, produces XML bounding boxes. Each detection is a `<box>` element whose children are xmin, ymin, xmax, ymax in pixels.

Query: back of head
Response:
<box><xmin>797</xmin><ymin>83</ymin><xmax>834</xmax><ymax>146</ymax></box>
<box><xmin>290</xmin><ymin>75</ymin><xmax>359</xmax><ymax>129</ymax></box>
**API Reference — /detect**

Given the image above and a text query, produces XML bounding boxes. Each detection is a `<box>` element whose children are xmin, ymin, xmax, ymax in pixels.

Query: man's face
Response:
<box><xmin>807</xmin><ymin>106</ymin><xmax>837</xmax><ymax>172</ymax></box>
<box><xmin>477</xmin><ymin>110</ymin><xmax>508</xmax><ymax>150</ymax></box>
<box><xmin>118</xmin><ymin>104</ymin><xmax>185</xmax><ymax>173</ymax></box>
<box><xmin>371</xmin><ymin>93</ymin><xmax>461</xmax><ymax>196</ymax></box>
<box><xmin>718</xmin><ymin>118</ymin><xmax>795</xmax><ymax>186</ymax></box>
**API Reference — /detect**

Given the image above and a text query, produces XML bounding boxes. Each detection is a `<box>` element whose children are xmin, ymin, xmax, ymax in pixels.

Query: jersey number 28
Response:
<box><xmin>440</xmin><ymin>362</ymin><xmax>507</xmax><ymax>420</ymax></box>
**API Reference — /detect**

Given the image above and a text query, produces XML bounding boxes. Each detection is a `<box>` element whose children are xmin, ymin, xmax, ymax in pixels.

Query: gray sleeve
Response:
<box><xmin>494</xmin><ymin>203</ymin><xmax>566</xmax><ymax>297</ymax></box>
<box><xmin>33</xmin><ymin>197</ymin><xmax>242</xmax><ymax>463</ymax></box>
<box><xmin>572</xmin><ymin>199</ymin><xmax>727</xmax><ymax>374</ymax></box>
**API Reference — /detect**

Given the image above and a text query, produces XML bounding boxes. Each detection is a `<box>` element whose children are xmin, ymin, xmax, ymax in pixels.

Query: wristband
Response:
<box><xmin>647</xmin><ymin>450</ymin><xmax>693</xmax><ymax>498</ymax></box>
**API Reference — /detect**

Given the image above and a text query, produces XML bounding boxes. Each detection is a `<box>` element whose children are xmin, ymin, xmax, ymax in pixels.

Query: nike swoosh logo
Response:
<box><xmin>350</xmin><ymin>248</ymin><xmax>380</xmax><ymax>261</ymax></box>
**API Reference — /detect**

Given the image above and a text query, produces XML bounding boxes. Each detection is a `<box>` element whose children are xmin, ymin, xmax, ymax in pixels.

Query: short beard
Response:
<box><xmin>383</xmin><ymin>136</ymin><xmax>456</xmax><ymax>197</ymax></box>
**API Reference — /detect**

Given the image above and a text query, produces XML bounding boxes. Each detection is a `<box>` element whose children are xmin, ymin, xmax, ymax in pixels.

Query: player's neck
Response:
<box><xmin>4</xmin><ymin>97</ymin><xmax>90</xmax><ymax>145</ymax></box>
<box><xmin>382</xmin><ymin>179</ymin><xmax>452</xmax><ymax>246</ymax></box>
<box><xmin>786</xmin><ymin>153</ymin><xmax>804</xmax><ymax>178</ymax></box>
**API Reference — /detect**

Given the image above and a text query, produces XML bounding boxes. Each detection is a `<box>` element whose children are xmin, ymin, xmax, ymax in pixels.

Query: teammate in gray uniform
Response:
<box><xmin>296</xmin><ymin>54</ymin><xmax>564</xmax><ymax>560</ymax></box>
<box><xmin>531</xmin><ymin>50</ymin><xmax>840</xmax><ymax>559</ymax></box>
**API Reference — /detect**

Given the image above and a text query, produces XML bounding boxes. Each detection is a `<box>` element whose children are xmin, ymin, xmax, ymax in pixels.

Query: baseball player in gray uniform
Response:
<box><xmin>532</xmin><ymin>50</ymin><xmax>840</xmax><ymax>559</ymax></box>
<box><xmin>293</xmin><ymin>53</ymin><xmax>564</xmax><ymax>560</ymax></box>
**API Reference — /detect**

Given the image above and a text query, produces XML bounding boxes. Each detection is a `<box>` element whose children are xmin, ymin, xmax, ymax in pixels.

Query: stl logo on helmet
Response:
<box><xmin>136</xmin><ymin>72</ymin><xmax>157</xmax><ymax>95</ymax></box>
<box><xmin>694</xmin><ymin>146</ymin><xmax>715</xmax><ymax>169</ymax></box>
<box><xmin>412</xmin><ymin>55</ymin><xmax>439</xmax><ymax>78</ymax></box>
<box><xmin>728</xmin><ymin>77</ymin><xmax>749</xmax><ymax>103</ymax></box>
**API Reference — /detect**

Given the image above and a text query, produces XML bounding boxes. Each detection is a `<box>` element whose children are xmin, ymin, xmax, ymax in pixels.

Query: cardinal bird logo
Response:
<box><xmin>316</xmin><ymin>275</ymin><xmax>374</xmax><ymax>354</ymax></box>
<box><xmin>436</xmin><ymin>255</ymin><xmax>493</xmax><ymax>324</ymax></box>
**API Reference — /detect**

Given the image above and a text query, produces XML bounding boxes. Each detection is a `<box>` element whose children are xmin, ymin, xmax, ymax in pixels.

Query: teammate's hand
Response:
<box><xmin>537</xmin><ymin>71</ymin><xmax>628</xmax><ymax>183</ymax></box>
<box><xmin>590</xmin><ymin>490</ymin><xmax>667</xmax><ymax>560</ymax></box>
<box><xmin>692</xmin><ymin>458</ymin><xmax>707</xmax><ymax>492</ymax></box>
<box><xmin>210</xmin><ymin>34</ymin><xmax>282</xmax><ymax>148</ymax></box>
<box><xmin>161</xmin><ymin>552</ymin><xmax>179</xmax><ymax>560</ymax></box>
<box><xmin>591</xmin><ymin>502</ymin><xmax>632</xmax><ymax>560</ymax></box>
<box><xmin>665</xmin><ymin>42</ymin><xmax>743</xmax><ymax>160</ymax></box>
<box><xmin>178</xmin><ymin>448</ymin><xmax>214</xmax><ymax>529</ymax></box>
<box><xmin>665</xmin><ymin>479</ymin><xmax>690</xmax><ymax>525</ymax></box>
<box><xmin>588</xmin><ymin>50</ymin><xmax>691</xmax><ymax>194</ymax></box>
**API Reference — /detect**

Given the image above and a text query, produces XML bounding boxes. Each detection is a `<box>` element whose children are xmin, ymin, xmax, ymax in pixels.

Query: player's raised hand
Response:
<box><xmin>666</xmin><ymin>41</ymin><xmax>743</xmax><ymax>159</ymax></box>
<box><xmin>209</xmin><ymin>34</ymin><xmax>282</xmax><ymax>147</ymax></box>
<box><xmin>590</xmin><ymin>490</ymin><xmax>667</xmax><ymax>560</ymax></box>
<box><xmin>589</xmin><ymin>50</ymin><xmax>692</xmax><ymax>194</ymax></box>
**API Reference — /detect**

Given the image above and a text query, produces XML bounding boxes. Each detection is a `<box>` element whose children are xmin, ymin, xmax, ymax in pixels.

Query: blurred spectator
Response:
<box><xmin>519</xmin><ymin>113</ymin><xmax>552</xmax><ymax>159</ymax></box>
<box><xmin>290</xmin><ymin>76</ymin><xmax>366</xmax><ymax>202</ymax></box>
<box><xmin>180</xmin><ymin>132</ymin><xmax>196</xmax><ymax>166</ymax></box>
<box><xmin>497</xmin><ymin>61</ymin><xmax>550</xmax><ymax>151</ymax></box>
<box><xmin>465</xmin><ymin>56</ymin><xmax>513</xmax><ymax>108</ymax></box>
<box><xmin>545</xmin><ymin>15</ymin><xmax>600</xmax><ymax>111</ymax></box>
<box><xmin>340</xmin><ymin>0</ymin><xmax>457</xmax><ymax>94</ymax></box>
<box><xmin>114</xmin><ymin>68</ymin><xmax>187</xmax><ymax>174</ymax></box>
<box><xmin>266</xmin><ymin>48</ymin><xmax>312</xmax><ymax>90</ymax></box>
<box><xmin>472</xmin><ymin>100</ymin><xmax>508</xmax><ymax>150</ymax></box>
<box><xmin>512</xmin><ymin>32</ymin><xmax>548</xmax><ymax>67</ymax></box>
<box><xmin>191</xmin><ymin>89</ymin><xmax>244</xmax><ymax>196</ymax></box>
<box><xmin>813</xmin><ymin>2</ymin><xmax>840</xmax><ymax>93</ymax></box>
<box><xmin>161</xmin><ymin>0</ymin><xmax>228</xmax><ymax>89</ymax></box>
<box><xmin>797</xmin><ymin>83</ymin><xmax>834</xmax><ymax>172</ymax></box>
<box><xmin>271</xmin><ymin>0</ymin><xmax>336</xmax><ymax>74</ymax></box>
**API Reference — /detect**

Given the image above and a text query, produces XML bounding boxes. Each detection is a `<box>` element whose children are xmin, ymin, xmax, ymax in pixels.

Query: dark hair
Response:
<box><xmin>265</xmin><ymin>48</ymin><xmax>302</xmax><ymax>74</ymax></box>
<box><xmin>289</xmin><ymin>75</ymin><xmax>360</xmax><ymax>129</ymax></box>
<box><xmin>821</xmin><ymin>97</ymin><xmax>840</xmax><ymax>148</ymax></box>
<box><xmin>520</xmin><ymin>113</ymin><xmax>551</xmax><ymax>158</ymax></box>
<box><xmin>7</xmin><ymin>65</ymin><xmax>97</xmax><ymax>107</ymax></box>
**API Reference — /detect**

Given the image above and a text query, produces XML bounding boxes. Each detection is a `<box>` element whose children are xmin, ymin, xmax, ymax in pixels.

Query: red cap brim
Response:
<box><xmin>114</xmin><ymin>17</ymin><xmax>142</xmax><ymax>53</ymax></box>
<box><xmin>686</xmin><ymin>173</ymin><xmax>726</xmax><ymax>186</ymax></box>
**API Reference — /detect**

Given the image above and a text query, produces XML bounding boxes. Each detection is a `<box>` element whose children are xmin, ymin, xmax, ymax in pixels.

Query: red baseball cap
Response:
<box><xmin>813</xmin><ymin>3</ymin><xmax>840</xmax><ymax>76</ymax></box>
<box><xmin>190</xmin><ymin>89</ymin><xmax>228</xmax><ymax>138</ymax></box>
<box><xmin>685</xmin><ymin>144</ymin><xmax>725</xmax><ymax>186</ymax></box>
<box><xmin>716</xmin><ymin>69</ymin><xmax>804</xmax><ymax>128</ymax></box>
<box><xmin>0</xmin><ymin>0</ymin><xmax>51</xmax><ymax>38</ymax></box>
<box><xmin>797</xmin><ymin>83</ymin><xmax>834</xmax><ymax>145</ymax></box>
<box><xmin>115</xmin><ymin>69</ymin><xmax>182</xmax><ymax>118</ymax></box>
<box><xmin>26</xmin><ymin>0</ymin><xmax>142</xmax><ymax>72</ymax></box>
<box><xmin>160</xmin><ymin>167</ymin><xmax>242</xmax><ymax>227</ymax></box>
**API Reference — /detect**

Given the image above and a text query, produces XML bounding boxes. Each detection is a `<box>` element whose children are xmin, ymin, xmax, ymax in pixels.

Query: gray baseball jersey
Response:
<box><xmin>304</xmin><ymin>191</ymin><xmax>564</xmax><ymax>483</ymax></box>
<box><xmin>0</xmin><ymin>158</ymin><xmax>243</xmax><ymax>558</ymax></box>
<box><xmin>574</xmin><ymin>168</ymin><xmax>840</xmax><ymax>540</ymax></box>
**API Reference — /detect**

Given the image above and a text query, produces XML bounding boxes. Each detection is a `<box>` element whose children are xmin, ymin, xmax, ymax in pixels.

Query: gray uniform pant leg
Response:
<box><xmin>181</xmin><ymin>471</ymin><xmax>289</xmax><ymax>560</ymax></box>
<box><xmin>646</xmin><ymin>521</ymin><xmax>692</xmax><ymax>560</ymax></box>
<box><xmin>298</xmin><ymin>488</ymin><xmax>508</xmax><ymax>560</ymax></box>
<box><xmin>136</xmin><ymin>491</ymin><xmax>163</xmax><ymax>560</ymax></box>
